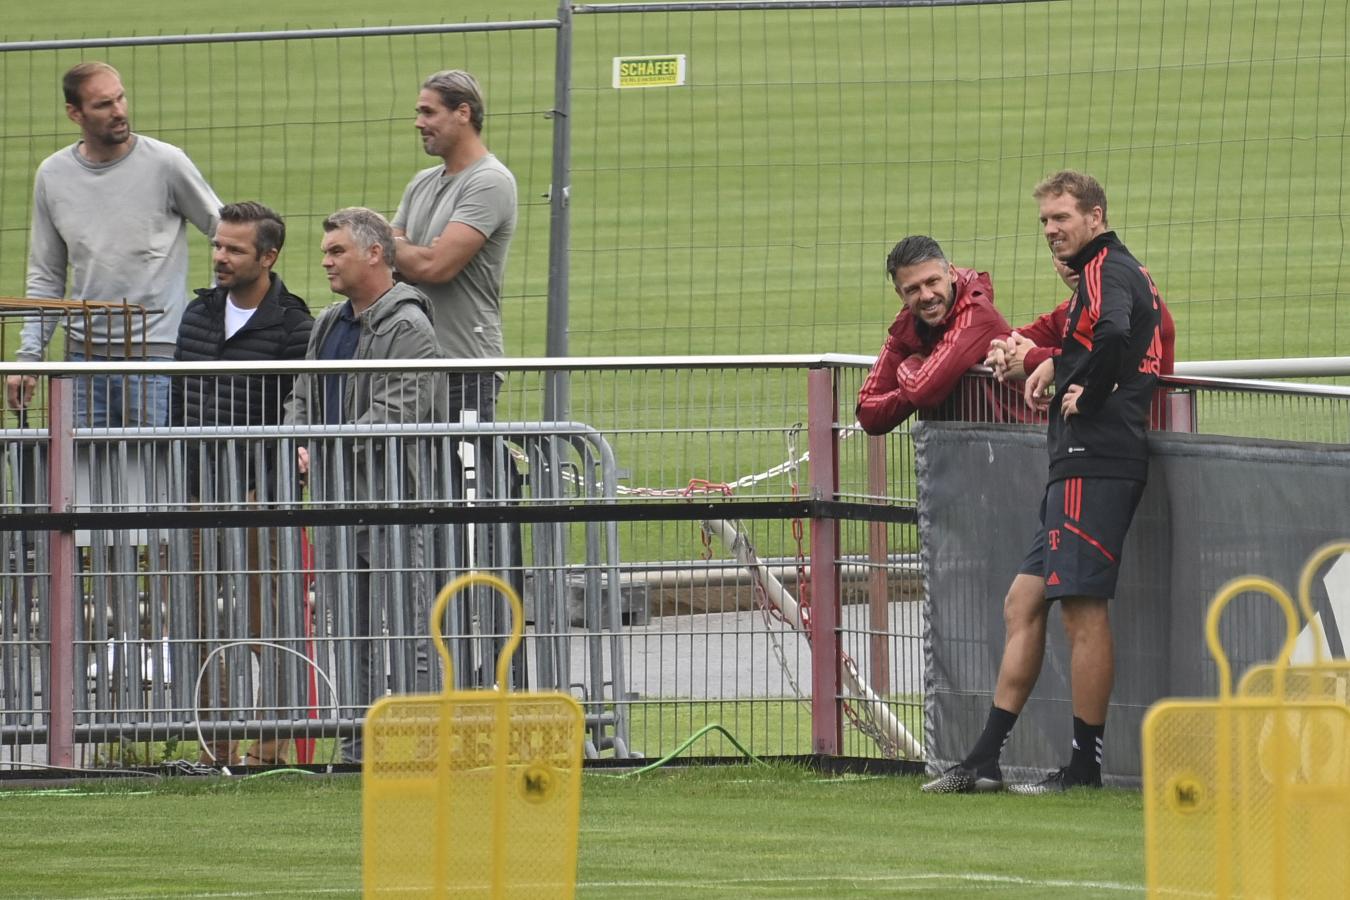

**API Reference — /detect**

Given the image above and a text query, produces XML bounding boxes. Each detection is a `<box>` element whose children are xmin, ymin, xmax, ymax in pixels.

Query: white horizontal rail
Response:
<box><xmin>0</xmin><ymin>354</ymin><xmax>870</xmax><ymax>377</ymax></box>
<box><xmin>1159</xmin><ymin>374</ymin><xmax>1350</xmax><ymax>398</ymax></box>
<box><xmin>0</xmin><ymin>21</ymin><xmax>560</xmax><ymax>52</ymax></box>
<box><xmin>3</xmin><ymin>353</ymin><xmax>1346</xmax><ymax>379</ymax></box>
<box><xmin>1172</xmin><ymin>357</ymin><xmax>1350</xmax><ymax>378</ymax></box>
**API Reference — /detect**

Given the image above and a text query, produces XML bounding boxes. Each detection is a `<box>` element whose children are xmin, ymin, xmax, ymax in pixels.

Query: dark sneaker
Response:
<box><xmin>1007</xmin><ymin>766</ymin><xmax>1101</xmax><ymax>795</ymax></box>
<box><xmin>920</xmin><ymin>764</ymin><xmax>1003</xmax><ymax>794</ymax></box>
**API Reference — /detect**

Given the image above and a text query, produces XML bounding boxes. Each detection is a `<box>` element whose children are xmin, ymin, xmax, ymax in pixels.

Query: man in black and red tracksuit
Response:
<box><xmin>924</xmin><ymin>170</ymin><xmax>1167</xmax><ymax>795</ymax></box>
<box><xmin>856</xmin><ymin>235</ymin><xmax>1010</xmax><ymax>435</ymax></box>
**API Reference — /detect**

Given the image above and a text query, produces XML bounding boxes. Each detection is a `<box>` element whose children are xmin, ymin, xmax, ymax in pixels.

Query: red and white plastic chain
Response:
<box><xmin>686</xmin><ymin>479</ymin><xmax>733</xmax><ymax>561</ymax></box>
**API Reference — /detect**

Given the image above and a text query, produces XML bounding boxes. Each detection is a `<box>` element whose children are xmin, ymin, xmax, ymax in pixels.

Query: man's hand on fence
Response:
<box><xmin>987</xmin><ymin>332</ymin><xmax>1034</xmax><ymax>382</ymax></box>
<box><xmin>297</xmin><ymin>445</ymin><xmax>310</xmax><ymax>475</ymax></box>
<box><xmin>6</xmin><ymin>374</ymin><xmax>36</xmax><ymax>412</ymax></box>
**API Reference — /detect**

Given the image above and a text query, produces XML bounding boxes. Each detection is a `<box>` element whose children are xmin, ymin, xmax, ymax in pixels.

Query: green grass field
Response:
<box><xmin>0</xmin><ymin>5</ymin><xmax>1331</xmax><ymax>895</ymax></box>
<box><xmin>0</xmin><ymin>765</ymin><xmax>1146</xmax><ymax>898</ymax></box>
<box><xmin>2</xmin><ymin>0</ymin><xmax>1347</xmax><ymax>365</ymax></box>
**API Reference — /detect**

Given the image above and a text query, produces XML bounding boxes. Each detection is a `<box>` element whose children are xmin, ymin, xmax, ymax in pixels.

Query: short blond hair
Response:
<box><xmin>1034</xmin><ymin>170</ymin><xmax>1108</xmax><ymax>226</ymax></box>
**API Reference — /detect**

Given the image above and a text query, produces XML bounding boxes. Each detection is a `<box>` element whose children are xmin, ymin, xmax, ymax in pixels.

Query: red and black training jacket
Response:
<box><xmin>1048</xmin><ymin>231</ymin><xmax>1165</xmax><ymax>483</ymax></box>
<box><xmin>855</xmin><ymin>267</ymin><xmax>1010</xmax><ymax>435</ymax></box>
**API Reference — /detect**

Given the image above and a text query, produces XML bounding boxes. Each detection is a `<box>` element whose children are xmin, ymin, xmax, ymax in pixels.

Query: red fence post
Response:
<box><xmin>807</xmin><ymin>367</ymin><xmax>841</xmax><ymax>756</ymax></box>
<box><xmin>46</xmin><ymin>377</ymin><xmax>76</xmax><ymax>768</ymax></box>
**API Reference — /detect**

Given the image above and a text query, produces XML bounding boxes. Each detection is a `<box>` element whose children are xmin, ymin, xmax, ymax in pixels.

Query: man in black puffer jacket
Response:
<box><xmin>174</xmin><ymin>202</ymin><xmax>312</xmax><ymax>431</ymax></box>
<box><xmin>174</xmin><ymin>200</ymin><xmax>313</xmax><ymax>767</ymax></box>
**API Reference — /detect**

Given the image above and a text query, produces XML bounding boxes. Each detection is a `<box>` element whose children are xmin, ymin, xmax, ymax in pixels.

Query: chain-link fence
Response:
<box><xmin>3</xmin><ymin>0</ymin><xmax>1348</xmax><ymax>372</ymax></box>
<box><xmin>3</xmin><ymin>357</ymin><xmax>1348</xmax><ymax>772</ymax></box>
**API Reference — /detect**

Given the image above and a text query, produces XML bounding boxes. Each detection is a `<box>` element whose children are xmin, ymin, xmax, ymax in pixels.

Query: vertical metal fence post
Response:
<box><xmin>543</xmin><ymin>2</ymin><xmax>573</xmax><ymax>422</ymax></box>
<box><xmin>806</xmin><ymin>367</ymin><xmax>841</xmax><ymax>756</ymax></box>
<box><xmin>866</xmin><ymin>434</ymin><xmax>890</xmax><ymax>695</ymax></box>
<box><xmin>46</xmin><ymin>377</ymin><xmax>76</xmax><ymax>767</ymax></box>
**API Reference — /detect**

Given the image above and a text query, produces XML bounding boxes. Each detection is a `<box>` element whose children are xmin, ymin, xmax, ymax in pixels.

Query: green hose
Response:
<box><xmin>234</xmin><ymin>723</ymin><xmax>763</xmax><ymax>781</ymax></box>
<box><xmin>603</xmin><ymin>723</ymin><xmax>766</xmax><ymax>778</ymax></box>
<box><xmin>239</xmin><ymin>767</ymin><xmax>320</xmax><ymax>781</ymax></box>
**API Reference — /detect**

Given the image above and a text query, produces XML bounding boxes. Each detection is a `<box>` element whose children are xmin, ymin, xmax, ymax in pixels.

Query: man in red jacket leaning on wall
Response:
<box><xmin>856</xmin><ymin>235</ymin><xmax>1011</xmax><ymax>434</ymax></box>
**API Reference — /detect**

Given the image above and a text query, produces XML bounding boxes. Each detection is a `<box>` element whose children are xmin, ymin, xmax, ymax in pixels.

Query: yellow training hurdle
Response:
<box><xmin>362</xmin><ymin>573</ymin><xmax>584</xmax><ymax>899</ymax></box>
<box><xmin>1143</xmin><ymin>543</ymin><xmax>1350</xmax><ymax>899</ymax></box>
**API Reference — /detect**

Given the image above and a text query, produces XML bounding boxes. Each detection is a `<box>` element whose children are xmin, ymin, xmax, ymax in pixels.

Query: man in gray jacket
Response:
<box><xmin>285</xmin><ymin>207</ymin><xmax>443</xmax><ymax>762</ymax></box>
<box><xmin>8</xmin><ymin>61</ymin><xmax>220</xmax><ymax>426</ymax></box>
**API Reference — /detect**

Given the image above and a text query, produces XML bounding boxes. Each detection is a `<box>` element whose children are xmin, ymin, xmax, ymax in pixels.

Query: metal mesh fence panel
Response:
<box><xmin>0</xmin><ymin>23</ymin><xmax>558</xmax><ymax>358</ymax></box>
<box><xmin>568</xmin><ymin>0</ymin><xmax>1350</xmax><ymax>360</ymax></box>
<box><xmin>3</xmin><ymin>2</ymin><xmax>1348</xmax><ymax>367</ymax></box>
<box><xmin>3</xmin><ymin>358</ymin><xmax>1349</xmax><ymax>770</ymax></box>
<box><xmin>0</xmin><ymin>360</ymin><xmax>925</xmax><ymax>768</ymax></box>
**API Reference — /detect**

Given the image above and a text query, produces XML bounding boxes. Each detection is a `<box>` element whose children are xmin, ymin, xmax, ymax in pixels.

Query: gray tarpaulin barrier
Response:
<box><xmin>914</xmin><ymin>421</ymin><xmax>1350</xmax><ymax>784</ymax></box>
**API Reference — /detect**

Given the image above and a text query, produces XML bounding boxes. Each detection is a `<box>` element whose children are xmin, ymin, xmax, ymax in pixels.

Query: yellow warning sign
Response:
<box><xmin>613</xmin><ymin>54</ymin><xmax>686</xmax><ymax>89</ymax></box>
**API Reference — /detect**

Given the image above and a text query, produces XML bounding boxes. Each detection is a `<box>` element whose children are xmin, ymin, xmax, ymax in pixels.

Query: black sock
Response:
<box><xmin>962</xmin><ymin>705</ymin><xmax>1017</xmax><ymax>775</ymax></box>
<box><xmin>1069</xmin><ymin>716</ymin><xmax>1104</xmax><ymax>779</ymax></box>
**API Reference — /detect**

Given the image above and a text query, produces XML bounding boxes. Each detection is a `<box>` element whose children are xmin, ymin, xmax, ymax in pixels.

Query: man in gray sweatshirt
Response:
<box><xmin>7</xmin><ymin>61</ymin><xmax>221</xmax><ymax>427</ymax></box>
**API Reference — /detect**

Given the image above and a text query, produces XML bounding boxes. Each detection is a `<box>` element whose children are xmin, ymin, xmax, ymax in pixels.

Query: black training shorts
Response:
<box><xmin>1018</xmin><ymin>476</ymin><xmax>1146</xmax><ymax>601</ymax></box>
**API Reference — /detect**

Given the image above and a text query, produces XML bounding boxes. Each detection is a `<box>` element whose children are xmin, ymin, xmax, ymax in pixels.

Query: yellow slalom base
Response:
<box><xmin>362</xmin><ymin>573</ymin><xmax>584</xmax><ymax>899</ymax></box>
<box><xmin>1144</xmin><ymin>546</ymin><xmax>1350</xmax><ymax>899</ymax></box>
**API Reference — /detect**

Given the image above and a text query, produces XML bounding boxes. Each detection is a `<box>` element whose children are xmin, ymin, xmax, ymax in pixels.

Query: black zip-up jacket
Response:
<box><xmin>1047</xmin><ymin>231</ymin><xmax>1165</xmax><ymax>483</ymax></box>
<box><xmin>173</xmin><ymin>273</ymin><xmax>313</xmax><ymax>498</ymax></box>
<box><xmin>173</xmin><ymin>273</ymin><xmax>313</xmax><ymax>427</ymax></box>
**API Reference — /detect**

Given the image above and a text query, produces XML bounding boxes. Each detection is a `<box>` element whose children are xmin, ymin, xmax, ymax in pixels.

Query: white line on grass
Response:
<box><xmin>581</xmin><ymin>872</ymin><xmax>1143</xmax><ymax>893</ymax></box>
<box><xmin>67</xmin><ymin>870</ymin><xmax>1144</xmax><ymax>898</ymax></box>
<box><xmin>1</xmin><ymin>789</ymin><xmax>153</xmax><ymax>798</ymax></box>
<box><xmin>70</xmin><ymin>890</ymin><xmax>355</xmax><ymax>899</ymax></box>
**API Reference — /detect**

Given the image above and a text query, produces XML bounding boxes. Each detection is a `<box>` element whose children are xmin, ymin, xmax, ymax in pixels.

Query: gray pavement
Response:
<box><xmin>553</xmin><ymin>599</ymin><xmax>924</xmax><ymax>701</ymax></box>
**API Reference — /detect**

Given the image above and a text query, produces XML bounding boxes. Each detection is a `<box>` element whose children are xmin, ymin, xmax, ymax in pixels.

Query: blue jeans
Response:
<box><xmin>67</xmin><ymin>352</ymin><xmax>171</xmax><ymax>428</ymax></box>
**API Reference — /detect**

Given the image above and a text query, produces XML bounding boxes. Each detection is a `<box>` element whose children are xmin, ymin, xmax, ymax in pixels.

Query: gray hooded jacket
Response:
<box><xmin>285</xmin><ymin>281</ymin><xmax>444</xmax><ymax>430</ymax></box>
<box><xmin>283</xmin><ymin>282</ymin><xmax>446</xmax><ymax>709</ymax></box>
